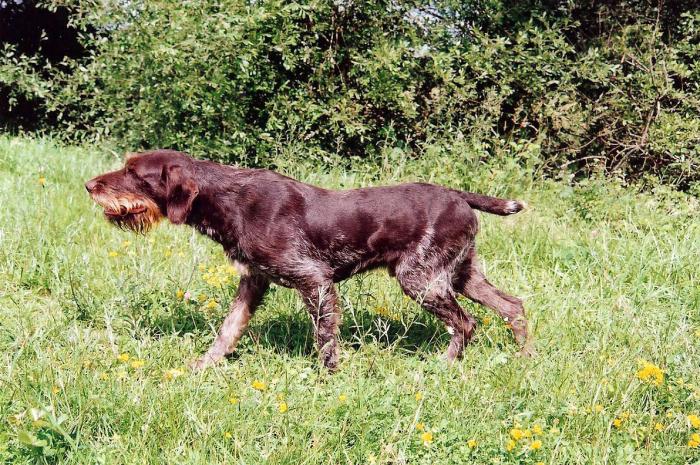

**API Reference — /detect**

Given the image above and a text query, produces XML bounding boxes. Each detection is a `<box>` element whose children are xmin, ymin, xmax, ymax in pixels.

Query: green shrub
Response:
<box><xmin>2</xmin><ymin>1</ymin><xmax>699</xmax><ymax>187</ymax></box>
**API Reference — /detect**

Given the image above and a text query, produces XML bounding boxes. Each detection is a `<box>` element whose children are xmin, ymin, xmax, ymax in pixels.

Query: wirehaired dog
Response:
<box><xmin>86</xmin><ymin>150</ymin><xmax>533</xmax><ymax>370</ymax></box>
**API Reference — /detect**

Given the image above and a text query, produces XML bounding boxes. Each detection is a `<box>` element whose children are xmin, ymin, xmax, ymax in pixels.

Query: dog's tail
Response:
<box><xmin>461</xmin><ymin>192</ymin><xmax>526</xmax><ymax>216</ymax></box>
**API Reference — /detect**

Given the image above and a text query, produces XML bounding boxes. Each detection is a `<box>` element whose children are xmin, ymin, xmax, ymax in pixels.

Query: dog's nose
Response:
<box><xmin>85</xmin><ymin>179</ymin><xmax>100</xmax><ymax>193</ymax></box>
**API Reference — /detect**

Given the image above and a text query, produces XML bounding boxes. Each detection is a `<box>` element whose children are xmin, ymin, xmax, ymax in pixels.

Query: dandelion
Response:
<box><xmin>228</xmin><ymin>396</ymin><xmax>239</xmax><ymax>405</ymax></box>
<box><xmin>654</xmin><ymin>423</ymin><xmax>664</xmax><ymax>432</ymax></box>
<box><xmin>278</xmin><ymin>402</ymin><xmax>288</xmax><ymax>413</ymax></box>
<box><xmin>108</xmin><ymin>251</ymin><xmax>119</xmax><ymax>258</ymax></box>
<box><xmin>198</xmin><ymin>264</ymin><xmax>206</xmax><ymax>272</ymax></box>
<box><xmin>482</xmin><ymin>316</ymin><xmax>492</xmax><ymax>326</ymax></box>
<box><xmin>530</xmin><ymin>439</ymin><xmax>542</xmax><ymax>450</ymax></box>
<box><xmin>421</xmin><ymin>431</ymin><xmax>433</xmax><ymax>446</ymax></box>
<box><xmin>415</xmin><ymin>391</ymin><xmax>424</xmax><ymax>401</ymax></box>
<box><xmin>117</xmin><ymin>353</ymin><xmax>130</xmax><ymax>362</ymax></box>
<box><xmin>130</xmin><ymin>359</ymin><xmax>145</xmax><ymax>369</ymax></box>
<box><xmin>251</xmin><ymin>380</ymin><xmax>267</xmax><ymax>391</ymax></box>
<box><xmin>415</xmin><ymin>422</ymin><xmax>425</xmax><ymax>431</ymax></box>
<box><xmin>532</xmin><ymin>424</ymin><xmax>543</xmax><ymax>435</ymax></box>
<box><xmin>505</xmin><ymin>439</ymin><xmax>516</xmax><ymax>452</ymax></box>
<box><xmin>536</xmin><ymin>462</ymin><xmax>545</xmax><ymax>465</ymax></box>
<box><xmin>164</xmin><ymin>368</ymin><xmax>184</xmax><ymax>380</ymax></box>
<box><xmin>688</xmin><ymin>414</ymin><xmax>700</xmax><ymax>429</ymax></box>
<box><xmin>99</xmin><ymin>372</ymin><xmax>109</xmax><ymax>380</ymax></box>
<box><xmin>467</xmin><ymin>439</ymin><xmax>477</xmax><ymax>448</ymax></box>
<box><xmin>510</xmin><ymin>428</ymin><xmax>524</xmax><ymax>440</ymax></box>
<box><xmin>51</xmin><ymin>386</ymin><xmax>60</xmax><ymax>394</ymax></box>
<box><xmin>176</xmin><ymin>289</ymin><xmax>185</xmax><ymax>299</ymax></box>
<box><xmin>689</xmin><ymin>433</ymin><xmax>700</xmax><ymax>448</ymax></box>
<box><xmin>637</xmin><ymin>360</ymin><xmax>664</xmax><ymax>386</ymax></box>
<box><xmin>594</xmin><ymin>404</ymin><xmax>604</xmax><ymax>413</ymax></box>
<box><xmin>205</xmin><ymin>299</ymin><xmax>218</xmax><ymax>310</ymax></box>
<box><xmin>224</xmin><ymin>431</ymin><xmax>232</xmax><ymax>439</ymax></box>
<box><xmin>338</xmin><ymin>394</ymin><xmax>347</xmax><ymax>402</ymax></box>
<box><xmin>613</xmin><ymin>418</ymin><xmax>623</xmax><ymax>428</ymax></box>
<box><xmin>38</xmin><ymin>176</ymin><xmax>46</xmax><ymax>186</ymax></box>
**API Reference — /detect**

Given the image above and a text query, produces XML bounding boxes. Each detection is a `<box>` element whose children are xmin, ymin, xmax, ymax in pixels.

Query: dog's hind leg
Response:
<box><xmin>453</xmin><ymin>248</ymin><xmax>534</xmax><ymax>357</ymax></box>
<box><xmin>191</xmin><ymin>273</ymin><xmax>270</xmax><ymax>370</ymax></box>
<box><xmin>297</xmin><ymin>281</ymin><xmax>341</xmax><ymax>371</ymax></box>
<box><xmin>396</xmin><ymin>265</ymin><xmax>476</xmax><ymax>362</ymax></box>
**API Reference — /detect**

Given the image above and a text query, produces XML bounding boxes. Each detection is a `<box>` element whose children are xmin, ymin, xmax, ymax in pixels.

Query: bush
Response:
<box><xmin>2</xmin><ymin>0</ymin><xmax>699</xmax><ymax>187</ymax></box>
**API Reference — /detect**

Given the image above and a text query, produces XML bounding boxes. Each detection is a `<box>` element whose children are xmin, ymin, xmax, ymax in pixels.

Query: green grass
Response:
<box><xmin>1</xmin><ymin>136</ymin><xmax>699</xmax><ymax>464</ymax></box>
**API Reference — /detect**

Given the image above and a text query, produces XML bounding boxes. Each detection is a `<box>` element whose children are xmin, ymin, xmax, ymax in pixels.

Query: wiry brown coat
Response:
<box><xmin>86</xmin><ymin>150</ymin><xmax>533</xmax><ymax>370</ymax></box>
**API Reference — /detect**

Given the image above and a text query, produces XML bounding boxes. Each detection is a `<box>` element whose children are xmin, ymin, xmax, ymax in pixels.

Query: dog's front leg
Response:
<box><xmin>298</xmin><ymin>281</ymin><xmax>341</xmax><ymax>371</ymax></box>
<box><xmin>191</xmin><ymin>273</ymin><xmax>269</xmax><ymax>370</ymax></box>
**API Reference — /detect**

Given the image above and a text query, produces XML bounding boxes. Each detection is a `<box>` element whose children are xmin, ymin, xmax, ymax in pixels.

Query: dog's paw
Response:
<box><xmin>188</xmin><ymin>355</ymin><xmax>218</xmax><ymax>372</ymax></box>
<box><xmin>516</xmin><ymin>343</ymin><xmax>537</xmax><ymax>358</ymax></box>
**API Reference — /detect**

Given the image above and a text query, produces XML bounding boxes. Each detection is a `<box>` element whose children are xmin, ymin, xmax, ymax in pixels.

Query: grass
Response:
<box><xmin>0</xmin><ymin>135</ymin><xmax>699</xmax><ymax>464</ymax></box>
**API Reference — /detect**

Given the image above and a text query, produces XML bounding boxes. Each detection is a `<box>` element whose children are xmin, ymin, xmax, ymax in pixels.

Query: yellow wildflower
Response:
<box><xmin>176</xmin><ymin>289</ymin><xmax>184</xmax><ymax>299</ymax></box>
<box><xmin>505</xmin><ymin>439</ymin><xmax>516</xmax><ymax>452</ymax></box>
<box><xmin>205</xmin><ymin>299</ymin><xmax>218</xmax><ymax>310</ymax></box>
<box><xmin>51</xmin><ymin>386</ymin><xmax>60</xmax><ymax>394</ymax></box>
<box><xmin>338</xmin><ymin>394</ymin><xmax>347</xmax><ymax>402</ymax></box>
<box><xmin>415</xmin><ymin>391</ymin><xmax>424</xmax><ymax>401</ymax></box>
<box><xmin>421</xmin><ymin>431</ymin><xmax>433</xmax><ymax>446</ymax></box>
<box><xmin>689</xmin><ymin>433</ymin><xmax>700</xmax><ymax>448</ymax></box>
<box><xmin>38</xmin><ymin>176</ymin><xmax>46</xmax><ymax>186</ymax></box>
<box><xmin>164</xmin><ymin>368</ymin><xmax>184</xmax><ymax>380</ymax></box>
<box><xmin>99</xmin><ymin>372</ymin><xmax>109</xmax><ymax>380</ymax></box>
<box><xmin>108</xmin><ymin>251</ymin><xmax>119</xmax><ymax>258</ymax></box>
<box><xmin>688</xmin><ymin>414</ymin><xmax>700</xmax><ymax>428</ymax></box>
<box><xmin>536</xmin><ymin>462</ymin><xmax>545</xmax><ymax>465</ymax></box>
<box><xmin>130</xmin><ymin>359</ymin><xmax>145</xmax><ymax>369</ymax></box>
<box><xmin>198</xmin><ymin>264</ymin><xmax>206</xmax><ymax>272</ymax></box>
<box><xmin>467</xmin><ymin>439</ymin><xmax>477</xmax><ymax>448</ymax></box>
<box><xmin>510</xmin><ymin>428</ymin><xmax>524</xmax><ymax>440</ymax></box>
<box><xmin>482</xmin><ymin>316</ymin><xmax>492</xmax><ymax>326</ymax></box>
<box><xmin>228</xmin><ymin>396</ymin><xmax>238</xmax><ymax>405</ymax></box>
<box><xmin>121</xmin><ymin>240</ymin><xmax>131</xmax><ymax>248</ymax></box>
<box><xmin>654</xmin><ymin>423</ymin><xmax>664</xmax><ymax>432</ymax></box>
<box><xmin>278</xmin><ymin>402</ymin><xmax>288</xmax><ymax>413</ymax></box>
<box><xmin>594</xmin><ymin>404</ymin><xmax>604</xmax><ymax>413</ymax></box>
<box><xmin>613</xmin><ymin>418</ymin><xmax>623</xmax><ymax>428</ymax></box>
<box><xmin>117</xmin><ymin>353</ymin><xmax>130</xmax><ymax>362</ymax></box>
<box><xmin>532</xmin><ymin>424</ymin><xmax>543</xmax><ymax>435</ymax></box>
<box><xmin>530</xmin><ymin>439</ymin><xmax>542</xmax><ymax>450</ymax></box>
<box><xmin>224</xmin><ymin>431</ymin><xmax>232</xmax><ymax>439</ymax></box>
<box><xmin>415</xmin><ymin>422</ymin><xmax>425</xmax><ymax>431</ymax></box>
<box><xmin>251</xmin><ymin>380</ymin><xmax>267</xmax><ymax>391</ymax></box>
<box><xmin>636</xmin><ymin>360</ymin><xmax>664</xmax><ymax>386</ymax></box>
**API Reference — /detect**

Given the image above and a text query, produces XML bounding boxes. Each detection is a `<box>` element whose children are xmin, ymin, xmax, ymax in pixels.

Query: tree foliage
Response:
<box><xmin>2</xmin><ymin>0</ymin><xmax>699</xmax><ymax>186</ymax></box>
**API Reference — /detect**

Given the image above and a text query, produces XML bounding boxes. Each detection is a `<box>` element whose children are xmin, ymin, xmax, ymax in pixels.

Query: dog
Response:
<box><xmin>86</xmin><ymin>150</ymin><xmax>533</xmax><ymax>370</ymax></box>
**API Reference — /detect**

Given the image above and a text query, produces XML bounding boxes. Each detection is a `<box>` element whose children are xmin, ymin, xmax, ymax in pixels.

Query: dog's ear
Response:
<box><xmin>163</xmin><ymin>164</ymin><xmax>199</xmax><ymax>224</ymax></box>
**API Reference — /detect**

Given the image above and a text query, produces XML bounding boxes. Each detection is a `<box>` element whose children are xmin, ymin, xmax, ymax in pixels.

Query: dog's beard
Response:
<box><xmin>90</xmin><ymin>193</ymin><xmax>162</xmax><ymax>233</ymax></box>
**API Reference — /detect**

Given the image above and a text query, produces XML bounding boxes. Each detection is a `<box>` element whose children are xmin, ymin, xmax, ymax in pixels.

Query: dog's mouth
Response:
<box><xmin>103</xmin><ymin>205</ymin><xmax>147</xmax><ymax>218</ymax></box>
<box><xmin>90</xmin><ymin>193</ymin><xmax>162</xmax><ymax>233</ymax></box>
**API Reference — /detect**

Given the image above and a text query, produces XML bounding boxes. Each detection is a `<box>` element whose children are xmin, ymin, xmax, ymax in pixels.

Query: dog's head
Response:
<box><xmin>85</xmin><ymin>150</ymin><xmax>199</xmax><ymax>233</ymax></box>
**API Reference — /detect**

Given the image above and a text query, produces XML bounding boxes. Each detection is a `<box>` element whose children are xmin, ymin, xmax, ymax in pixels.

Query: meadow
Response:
<box><xmin>1</xmin><ymin>135</ymin><xmax>699</xmax><ymax>464</ymax></box>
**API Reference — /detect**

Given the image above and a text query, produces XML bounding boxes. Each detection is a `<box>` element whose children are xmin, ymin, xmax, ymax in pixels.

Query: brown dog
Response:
<box><xmin>86</xmin><ymin>150</ymin><xmax>533</xmax><ymax>370</ymax></box>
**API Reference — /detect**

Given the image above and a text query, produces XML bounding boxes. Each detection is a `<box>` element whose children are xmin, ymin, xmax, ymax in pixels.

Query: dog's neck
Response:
<box><xmin>184</xmin><ymin>162</ymin><xmax>246</xmax><ymax>251</ymax></box>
